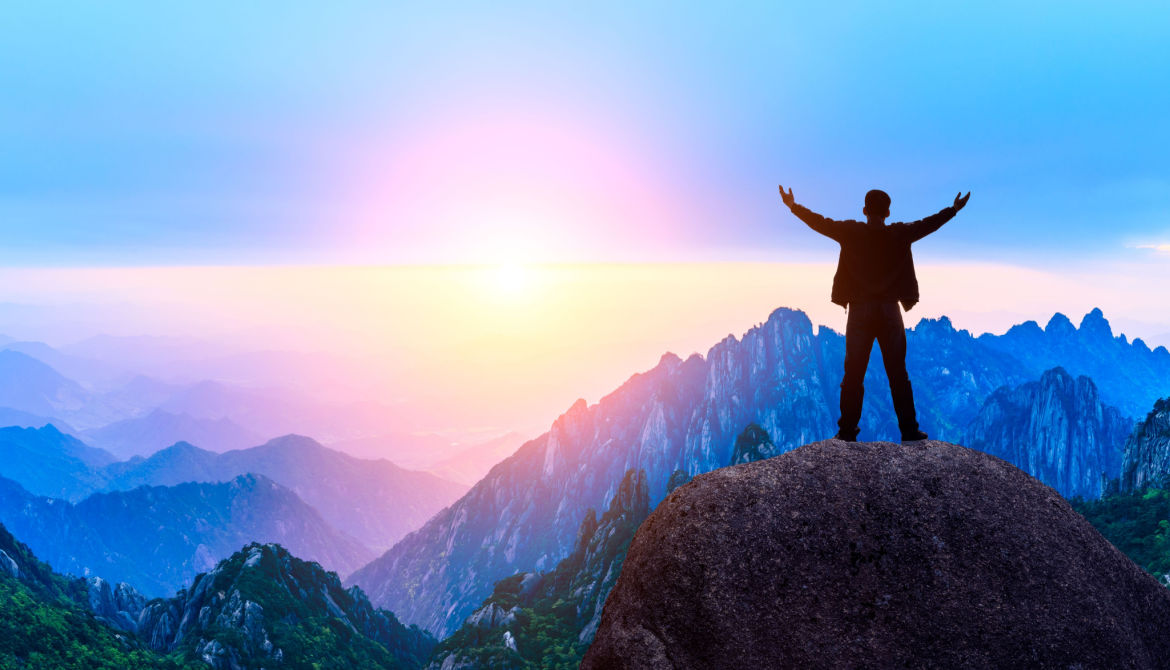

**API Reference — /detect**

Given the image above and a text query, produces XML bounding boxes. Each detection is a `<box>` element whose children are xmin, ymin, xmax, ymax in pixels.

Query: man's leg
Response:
<box><xmin>838</xmin><ymin>303</ymin><xmax>875</xmax><ymax>440</ymax></box>
<box><xmin>875</xmin><ymin>303</ymin><xmax>922</xmax><ymax>439</ymax></box>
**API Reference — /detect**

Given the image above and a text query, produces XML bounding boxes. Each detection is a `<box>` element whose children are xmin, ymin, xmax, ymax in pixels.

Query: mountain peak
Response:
<box><xmin>913</xmin><ymin>315</ymin><xmax>956</xmax><ymax>337</ymax></box>
<box><xmin>1037</xmin><ymin>366</ymin><xmax>1072</xmax><ymax>384</ymax></box>
<box><xmin>584</xmin><ymin>439</ymin><xmax>1170</xmax><ymax>669</ymax></box>
<box><xmin>765</xmin><ymin>306</ymin><xmax>813</xmax><ymax>330</ymax></box>
<box><xmin>657</xmin><ymin>352</ymin><xmax>683</xmax><ymax>368</ymax></box>
<box><xmin>131</xmin><ymin>541</ymin><xmax>436</xmax><ymax>668</ymax></box>
<box><xmin>1078</xmin><ymin>307</ymin><xmax>1113</xmax><ymax>339</ymax></box>
<box><xmin>258</xmin><ymin>433</ymin><xmax>323</xmax><ymax>451</ymax></box>
<box><xmin>1044</xmin><ymin>312</ymin><xmax>1076</xmax><ymax>336</ymax></box>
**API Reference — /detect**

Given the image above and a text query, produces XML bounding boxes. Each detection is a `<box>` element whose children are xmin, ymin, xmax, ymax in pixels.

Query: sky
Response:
<box><xmin>0</xmin><ymin>3</ymin><xmax>1168</xmax><ymax>439</ymax></box>
<box><xmin>2</xmin><ymin>2</ymin><xmax>1168</xmax><ymax>266</ymax></box>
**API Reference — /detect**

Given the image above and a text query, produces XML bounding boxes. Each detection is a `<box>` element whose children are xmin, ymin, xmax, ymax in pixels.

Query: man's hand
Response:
<box><xmin>779</xmin><ymin>185</ymin><xmax>796</xmax><ymax>209</ymax></box>
<box><xmin>953</xmin><ymin>191</ymin><xmax>971</xmax><ymax>211</ymax></box>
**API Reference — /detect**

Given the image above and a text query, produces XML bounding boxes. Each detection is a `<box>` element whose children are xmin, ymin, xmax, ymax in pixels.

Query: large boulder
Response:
<box><xmin>583</xmin><ymin>439</ymin><xmax>1170</xmax><ymax>669</ymax></box>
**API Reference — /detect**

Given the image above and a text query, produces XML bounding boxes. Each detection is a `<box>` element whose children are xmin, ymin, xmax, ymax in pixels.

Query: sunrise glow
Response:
<box><xmin>484</xmin><ymin>264</ymin><xmax>537</xmax><ymax>301</ymax></box>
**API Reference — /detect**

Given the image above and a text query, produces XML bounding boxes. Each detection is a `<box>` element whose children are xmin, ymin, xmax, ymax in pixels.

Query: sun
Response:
<box><xmin>485</xmin><ymin>263</ymin><xmax>536</xmax><ymax>300</ymax></box>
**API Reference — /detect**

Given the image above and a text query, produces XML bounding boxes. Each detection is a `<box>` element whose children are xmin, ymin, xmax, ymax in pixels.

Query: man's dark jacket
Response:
<box><xmin>790</xmin><ymin>203</ymin><xmax>957</xmax><ymax>310</ymax></box>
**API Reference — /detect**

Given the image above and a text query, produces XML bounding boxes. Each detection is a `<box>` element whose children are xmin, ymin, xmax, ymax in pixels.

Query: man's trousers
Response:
<box><xmin>838</xmin><ymin>301</ymin><xmax>920</xmax><ymax>438</ymax></box>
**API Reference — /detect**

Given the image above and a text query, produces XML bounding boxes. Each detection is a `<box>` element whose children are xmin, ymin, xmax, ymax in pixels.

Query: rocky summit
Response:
<box><xmin>583</xmin><ymin>439</ymin><xmax>1170</xmax><ymax>670</ymax></box>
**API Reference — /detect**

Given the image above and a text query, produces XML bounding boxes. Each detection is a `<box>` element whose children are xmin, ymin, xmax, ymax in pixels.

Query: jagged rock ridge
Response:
<box><xmin>964</xmin><ymin>367</ymin><xmax>1132</xmax><ymax>498</ymax></box>
<box><xmin>978</xmin><ymin>307</ymin><xmax>1170</xmax><ymax>418</ymax></box>
<box><xmin>583</xmin><ymin>439</ymin><xmax>1170</xmax><ymax>669</ymax></box>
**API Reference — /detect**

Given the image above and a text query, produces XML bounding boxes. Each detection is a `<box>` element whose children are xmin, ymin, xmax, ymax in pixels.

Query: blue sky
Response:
<box><xmin>1</xmin><ymin>2</ymin><xmax>1168</xmax><ymax>267</ymax></box>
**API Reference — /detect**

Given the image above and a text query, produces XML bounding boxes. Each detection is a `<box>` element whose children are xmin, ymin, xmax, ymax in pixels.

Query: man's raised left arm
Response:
<box><xmin>904</xmin><ymin>191</ymin><xmax>970</xmax><ymax>242</ymax></box>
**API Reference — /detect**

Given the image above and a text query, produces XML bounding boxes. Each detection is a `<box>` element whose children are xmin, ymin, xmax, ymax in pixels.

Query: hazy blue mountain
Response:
<box><xmin>61</xmin><ymin>333</ymin><xmax>225</xmax><ymax>374</ymax></box>
<box><xmin>158</xmin><ymin>380</ymin><xmax>270</xmax><ymax>424</ymax></box>
<box><xmin>130</xmin><ymin>542</ymin><xmax>435</xmax><ymax>669</ymax></box>
<box><xmin>0</xmin><ymin>349</ymin><xmax>160</xmax><ymax>431</ymax></box>
<box><xmin>103</xmin><ymin>434</ymin><xmax>468</xmax><ymax>552</ymax></box>
<box><xmin>425</xmin><ymin>431</ymin><xmax>530</xmax><ymax>485</ymax></box>
<box><xmin>1</xmin><ymin>340</ymin><xmax>127</xmax><ymax>389</ymax></box>
<box><xmin>0</xmin><ymin>473</ymin><xmax>373</xmax><ymax>596</ymax></box>
<box><xmin>82</xmin><ymin>408</ymin><xmax>263</xmax><ymax>458</ymax></box>
<box><xmin>91</xmin><ymin>375</ymin><xmax>186</xmax><ymax>425</ymax></box>
<box><xmin>157</xmin><ymin>379</ymin><xmax>415</xmax><ymax>443</ymax></box>
<box><xmin>964</xmin><ymin>368</ymin><xmax>1133</xmax><ymax>499</ymax></box>
<box><xmin>101</xmin><ymin>441</ymin><xmax>221</xmax><ymax>488</ymax></box>
<box><xmin>0</xmin><ymin>424</ymin><xmax>117</xmax><ymax>500</ymax></box>
<box><xmin>0</xmin><ymin>406</ymin><xmax>76</xmax><ymax>433</ymax></box>
<box><xmin>978</xmin><ymin>308</ymin><xmax>1170</xmax><ymax>418</ymax></box>
<box><xmin>1120</xmin><ymin>397</ymin><xmax>1170</xmax><ymax>492</ymax></box>
<box><xmin>329</xmin><ymin>432</ymin><xmax>459</xmax><ymax>468</ymax></box>
<box><xmin>0</xmin><ymin>350</ymin><xmax>89</xmax><ymax>419</ymax></box>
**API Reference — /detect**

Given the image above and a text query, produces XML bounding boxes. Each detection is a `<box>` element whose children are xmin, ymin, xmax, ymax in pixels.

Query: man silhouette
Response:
<box><xmin>779</xmin><ymin>186</ymin><xmax>970</xmax><ymax>442</ymax></box>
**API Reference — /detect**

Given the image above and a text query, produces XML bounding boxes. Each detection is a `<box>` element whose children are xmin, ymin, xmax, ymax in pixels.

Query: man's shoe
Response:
<box><xmin>834</xmin><ymin>431</ymin><xmax>859</xmax><ymax>442</ymax></box>
<box><xmin>901</xmin><ymin>429</ymin><xmax>928</xmax><ymax>442</ymax></box>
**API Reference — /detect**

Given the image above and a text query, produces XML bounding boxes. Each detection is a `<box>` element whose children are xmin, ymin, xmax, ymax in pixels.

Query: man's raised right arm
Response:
<box><xmin>779</xmin><ymin>185</ymin><xmax>841</xmax><ymax>241</ymax></box>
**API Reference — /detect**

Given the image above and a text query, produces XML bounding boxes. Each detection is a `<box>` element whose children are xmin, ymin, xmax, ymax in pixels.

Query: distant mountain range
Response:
<box><xmin>101</xmin><ymin>434</ymin><xmax>468</xmax><ymax>552</ymax></box>
<box><xmin>349</xmin><ymin>306</ymin><xmax>1168</xmax><ymax>636</ymax></box>
<box><xmin>0</xmin><ymin>350</ymin><xmax>89</xmax><ymax>421</ymax></box>
<box><xmin>977</xmin><ymin>308</ymin><xmax>1170</xmax><ymax>418</ymax></box>
<box><xmin>0</xmin><ymin>337</ymin><xmax>432</xmax><ymax>444</ymax></box>
<box><xmin>425</xmin><ymin>432</ymin><xmax>530</xmax><ymax>485</ymax></box>
<box><xmin>0</xmin><ymin>427</ymin><xmax>466</xmax><ymax>555</ymax></box>
<box><xmin>80</xmin><ymin>408</ymin><xmax>262</xmax><ymax>458</ymax></box>
<box><xmin>0</xmin><ymin>424</ymin><xmax>116</xmax><ymax>500</ymax></box>
<box><xmin>0</xmin><ymin>473</ymin><xmax>372</xmax><ymax>596</ymax></box>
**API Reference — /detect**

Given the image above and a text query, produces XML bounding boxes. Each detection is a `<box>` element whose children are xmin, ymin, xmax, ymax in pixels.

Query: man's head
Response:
<box><xmin>863</xmin><ymin>189</ymin><xmax>891</xmax><ymax>223</ymax></box>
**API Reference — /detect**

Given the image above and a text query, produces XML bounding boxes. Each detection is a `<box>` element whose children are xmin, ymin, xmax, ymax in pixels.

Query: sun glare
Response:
<box><xmin>486</xmin><ymin>263</ymin><xmax>535</xmax><ymax>300</ymax></box>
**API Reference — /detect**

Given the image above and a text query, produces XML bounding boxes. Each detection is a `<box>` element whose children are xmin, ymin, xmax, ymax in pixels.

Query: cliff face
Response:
<box><xmin>583</xmin><ymin>440</ymin><xmax>1170</xmax><ymax>670</ymax></box>
<box><xmin>1120</xmin><ymin>397</ymin><xmax>1170</xmax><ymax>491</ymax></box>
<box><xmin>427</xmin><ymin>469</ymin><xmax>650</xmax><ymax>670</ymax></box>
<box><xmin>349</xmin><ymin>308</ymin><xmax>1028</xmax><ymax>635</ymax></box>
<box><xmin>964</xmin><ymin>367</ymin><xmax>1132</xmax><ymax>499</ymax></box>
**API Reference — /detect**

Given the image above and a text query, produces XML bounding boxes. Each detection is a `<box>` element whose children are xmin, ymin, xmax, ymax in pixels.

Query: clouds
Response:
<box><xmin>1135</xmin><ymin>244</ymin><xmax>1170</xmax><ymax>254</ymax></box>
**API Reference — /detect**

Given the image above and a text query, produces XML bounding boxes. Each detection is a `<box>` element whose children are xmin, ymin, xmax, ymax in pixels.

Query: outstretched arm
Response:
<box><xmin>904</xmin><ymin>191</ymin><xmax>970</xmax><ymax>242</ymax></box>
<box><xmin>779</xmin><ymin>185</ymin><xmax>843</xmax><ymax>241</ymax></box>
